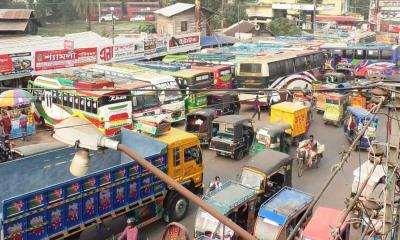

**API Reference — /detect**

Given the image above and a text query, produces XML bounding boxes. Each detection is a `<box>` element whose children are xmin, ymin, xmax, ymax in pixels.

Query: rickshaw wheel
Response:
<box><xmin>235</xmin><ymin>150</ymin><xmax>244</xmax><ymax>160</ymax></box>
<box><xmin>297</xmin><ymin>157</ymin><xmax>304</xmax><ymax>177</ymax></box>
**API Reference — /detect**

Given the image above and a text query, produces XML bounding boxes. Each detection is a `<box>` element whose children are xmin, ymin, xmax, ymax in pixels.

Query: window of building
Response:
<box><xmin>181</xmin><ymin>21</ymin><xmax>188</xmax><ymax>32</ymax></box>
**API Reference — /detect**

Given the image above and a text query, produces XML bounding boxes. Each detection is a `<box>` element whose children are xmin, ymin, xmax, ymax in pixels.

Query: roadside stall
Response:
<box><xmin>0</xmin><ymin>89</ymin><xmax>35</xmax><ymax>139</ymax></box>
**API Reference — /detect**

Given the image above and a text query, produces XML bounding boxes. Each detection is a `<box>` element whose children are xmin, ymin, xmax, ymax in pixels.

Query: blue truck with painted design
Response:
<box><xmin>0</xmin><ymin>129</ymin><xmax>177</xmax><ymax>240</ymax></box>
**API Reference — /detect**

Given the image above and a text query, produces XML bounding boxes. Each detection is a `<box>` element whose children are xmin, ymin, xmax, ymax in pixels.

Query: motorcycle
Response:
<box><xmin>296</xmin><ymin>140</ymin><xmax>325</xmax><ymax>177</ymax></box>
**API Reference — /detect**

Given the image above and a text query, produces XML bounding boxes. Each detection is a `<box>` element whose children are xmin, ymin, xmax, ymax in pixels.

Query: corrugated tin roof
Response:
<box><xmin>0</xmin><ymin>21</ymin><xmax>28</xmax><ymax>31</ymax></box>
<box><xmin>154</xmin><ymin>3</ymin><xmax>194</xmax><ymax>17</ymax></box>
<box><xmin>223</xmin><ymin>20</ymin><xmax>256</xmax><ymax>36</ymax></box>
<box><xmin>0</xmin><ymin>9</ymin><xmax>33</xmax><ymax>20</ymax></box>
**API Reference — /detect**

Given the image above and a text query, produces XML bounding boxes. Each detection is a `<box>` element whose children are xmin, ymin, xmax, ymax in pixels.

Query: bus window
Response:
<box><xmin>240</xmin><ymin>63</ymin><xmax>262</xmax><ymax>73</ymax></box>
<box><xmin>367</xmin><ymin>50</ymin><xmax>379</xmax><ymax>59</ymax></box>
<box><xmin>79</xmin><ymin>97</ymin><xmax>86</xmax><ymax>111</ymax></box>
<box><xmin>63</xmin><ymin>93</ymin><xmax>68</xmax><ymax>106</ymax></box>
<box><xmin>343</xmin><ymin>50</ymin><xmax>354</xmax><ymax>58</ymax></box>
<box><xmin>380</xmin><ymin>50</ymin><xmax>392</xmax><ymax>60</ymax></box>
<box><xmin>268</xmin><ymin>62</ymin><xmax>280</xmax><ymax>77</ymax></box>
<box><xmin>52</xmin><ymin>90</ymin><xmax>58</xmax><ymax>104</ymax></box>
<box><xmin>295</xmin><ymin>57</ymin><xmax>306</xmax><ymax>72</ymax></box>
<box><xmin>74</xmin><ymin>96</ymin><xmax>79</xmax><ymax>109</ymax></box>
<box><xmin>68</xmin><ymin>95</ymin><xmax>74</xmax><ymax>108</ymax></box>
<box><xmin>92</xmin><ymin>100</ymin><xmax>98</xmax><ymax>114</ymax></box>
<box><xmin>354</xmin><ymin>50</ymin><xmax>365</xmax><ymax>59</ymax></box>
<box><xmin>332</xmin><ymin>49</ymin><xmax>343</xmax><ymax>56</ymax></box>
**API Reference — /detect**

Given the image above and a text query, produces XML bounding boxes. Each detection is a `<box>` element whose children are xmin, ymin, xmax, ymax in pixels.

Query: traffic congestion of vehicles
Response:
<box><xmin>2</xmin><ymin>28</ymin><xmax>400</xmax><ymax>240</ymax></box>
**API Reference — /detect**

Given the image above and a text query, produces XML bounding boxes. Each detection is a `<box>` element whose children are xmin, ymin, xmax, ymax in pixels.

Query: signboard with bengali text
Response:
<box><xmin>35</xmin><ymin>48</ymin><xmax>97</xmax><ymax>72</ymax></box>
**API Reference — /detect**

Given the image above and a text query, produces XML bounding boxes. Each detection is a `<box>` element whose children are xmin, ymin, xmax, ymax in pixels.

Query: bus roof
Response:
<box><xmin>156</xmin><ymin>127</ymin><xmax>199</xmax><ymax>147</ymax></box>
<box><xmin>126</xmin><ymin>71</ymin><xmax>176</xmax><ymax>83</ymax></box>
<box><xmin>236</xmin><ymin>49</ymin><xmax>321</xmax><ymax>64</ymax></box>
<box><xmin>320</xmin><ymin>44</ymin><xmax>394</xmax><ymax>50</ymax></box>
<box><xmin>172</xmin><ymin>69</ymin><xmax>210</xmax><ymax>78</ymax></box>
<box><xmin>34</xmin><ymin>76</ymin><xmax>63</xmax><ymax>88</ymax></box>
<box><xmin>191</xmin><ymin>64</ymin><xmax>231</xmax><ymax>71</ymax></box>
<box><xmin>114</xmin><ymin>80</ymin><xmax>153</xmax><ymax>90</ymax></box>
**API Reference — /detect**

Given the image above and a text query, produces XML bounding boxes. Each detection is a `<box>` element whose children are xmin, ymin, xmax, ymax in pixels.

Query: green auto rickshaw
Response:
<box><xmin>252</xmin><ymin>122</ymin><xmax>292</xmax><ymax>154</ymax></box>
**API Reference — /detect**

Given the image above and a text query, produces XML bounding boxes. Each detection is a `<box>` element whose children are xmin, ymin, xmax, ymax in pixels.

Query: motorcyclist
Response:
<box><xmin>299</xmin><ymin>135</ymin><xmax>318</xmax><ymax>167</ymax></box>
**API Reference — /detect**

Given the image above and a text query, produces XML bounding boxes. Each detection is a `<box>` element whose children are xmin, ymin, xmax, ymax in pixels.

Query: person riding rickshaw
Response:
<box><xmin>185</xmin><ymin>108</ymin><xmax>216</xmax><ymax>147</ymax></box>
<box><xmin>323</xmin><ymin>93</ymin><xmax>348</xmax><ymax>126</ymax></box>
<box><xmin>296</xmin><ymin>135</ymin><xmax>325</xmax><ymax>177</ymax></box>
<box><xmin>252</xmin><ymin>122</ymin><xmax>292</xmax><ymax>153</ymax></box>
<box><xmin>344</xmin><ymin>107</ymin><xmax>378</xmax><ymax>150</ymax></box>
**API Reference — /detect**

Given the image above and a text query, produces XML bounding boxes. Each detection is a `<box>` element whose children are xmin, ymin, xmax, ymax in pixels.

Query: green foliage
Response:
<box><xmin>267</xmin><ymin>17</ymin><xmax>301</xmax><ymax>36</ymax></box>
<box><xmin>0</xmin><ymin>0</ymin><xmax>27</xmax><ymax>9</ymax></box>
<box><xmin>32</xmin><ymin>0</ymin><xmax>78</xmax><ymax>24</ymax></box>
<box><xmin>138</xmin><ymin>22</ymin><xmax>156</xmax><ymax>33</ymax></box>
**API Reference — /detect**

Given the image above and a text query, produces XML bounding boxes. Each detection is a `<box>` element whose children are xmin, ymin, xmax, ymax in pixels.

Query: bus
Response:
<box><xmin>86</xmin><ymin>64</ymin><xmax>186</xmax><ymax>123</ymax></box>
<box><xmin>320</xmin><ymin>44</ymin><xmax>400</xmax><ymax>78</ymax></box>
<box><xmin>235</xmin><ymin>50</ymin><xmax>324</xmax><ymax>106</ymax></box>
<box><xmin>29</xmin><ymin>76</ymin><xmax>133</xmax><ymax>136</ymax></box>
<box><xmin>191</xmin><ymin>64</ymin><xmax>233</xmax><ymax>89</ymax></box>
<box><xmin>169</xmin><ymin>69</ymin><xmax>212</xmax><ymax>112</ymax></box>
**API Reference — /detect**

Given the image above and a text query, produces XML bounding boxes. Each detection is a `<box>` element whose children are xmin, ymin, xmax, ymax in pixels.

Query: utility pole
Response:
<box><xmin>221</xmin><ymin>0</ymin><xmax>224</xmax><ymax>30</ymax></box>
<box><xmin>384</xmin><ymin>105</ymin><xmax>400</xmax><ymax>238</ymax></box>
<box><xmin>98</xmin><ymin>0</ymin><xmax>101</xmax><ymax>23</ymax></box>
<box><xmin>195</xmin><ymin>0</ymin><xmax>201</xmax><ymax>32</ymax></box>
<box><xmin>312</xmin><ymin>0</ymin><xmax>317</xmax><ymax>33</ymax></box>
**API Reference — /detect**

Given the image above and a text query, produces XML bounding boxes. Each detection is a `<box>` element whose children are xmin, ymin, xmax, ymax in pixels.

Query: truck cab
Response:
<box><xmin>155</xmin><ymin>128</ymin><xmax>204</xmax><ymax>221</ymax></box>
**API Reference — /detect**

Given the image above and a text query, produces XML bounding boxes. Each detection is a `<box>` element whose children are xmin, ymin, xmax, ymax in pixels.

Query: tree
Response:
<box><xmin>267</xmin><ymin>17</ymin><xmax>301</xmax><ymax>36</ymax></box>
<box><xmin>73</xmin><ymin>0</ymin><xmax>91</xmax><ymax>30</ymax></box>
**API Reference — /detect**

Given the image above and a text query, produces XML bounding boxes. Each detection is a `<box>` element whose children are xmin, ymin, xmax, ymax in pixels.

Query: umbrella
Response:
<box><xmin>0</xmin><ymin>89</ymin><xmax>34</xmax><ymax>108</ymax></box>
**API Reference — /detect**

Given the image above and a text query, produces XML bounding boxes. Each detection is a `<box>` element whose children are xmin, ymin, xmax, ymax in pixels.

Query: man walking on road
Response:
<box><xmin>118</xmin><ymin>218</ymin><xmax>138</xmax><ymax>240</ymax></box>
<box><xmin>252</xmin><ymin>95</ymin><xmax>261</xmax><ymax>120</ymax></box>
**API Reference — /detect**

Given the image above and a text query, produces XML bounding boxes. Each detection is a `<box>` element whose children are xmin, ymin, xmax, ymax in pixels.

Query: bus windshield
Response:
<box><xmin>240</xmin><ymin>63</ymin><xmax>262</xmax><ymax>73</ymax></box>
<box><xmin>132</xmin><ymin>94</ymin><xmax>159</xmax><ymax>110</ymax></box>
<box><xmin>156</xmin><ymin>81</ymin><xmax>183</xmax><ymax>103</ymax></box>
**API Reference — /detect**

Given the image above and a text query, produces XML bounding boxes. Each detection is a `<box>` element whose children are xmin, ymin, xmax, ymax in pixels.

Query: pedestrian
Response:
<box><xmin>252</xmin><ymin>95</ymin><xmax>261</xmax><ymax>120</ymax></box>
<box><xmin>19</xmin><ymin>110</ymin><xmax>28</xmax><ymax>141</ymax></box>
<box><xmin>1</xmin><ymin>111</ymin><xmax>11</xmax><ymax>140</ymax></box>
<box><xmin>118</xmin><ymin>218</ymin><xmax>138</xmax><ymax>240</ymax></box>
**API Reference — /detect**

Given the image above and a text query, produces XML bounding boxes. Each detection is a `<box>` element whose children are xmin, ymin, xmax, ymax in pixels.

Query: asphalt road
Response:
<box><xmin>78</xmin><ymin>105</ymin><xmax>387</xmax><ymax>240</ymax></box>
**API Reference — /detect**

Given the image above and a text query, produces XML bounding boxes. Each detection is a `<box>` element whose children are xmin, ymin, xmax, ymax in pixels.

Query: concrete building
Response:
<box><xmin>246</xmin><ymin>0</ymin><xmax>349</xmax><ymax>29</ymax></box>
<box><xmin>154</xmin><ymin>3</ymin><xmax>212</xmax><ymax>36</ymax></box>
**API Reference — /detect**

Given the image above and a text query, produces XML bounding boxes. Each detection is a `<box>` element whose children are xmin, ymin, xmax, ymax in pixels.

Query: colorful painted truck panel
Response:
<box><xmin>270</xmin><ymin>101</ymin><xmax>308</xmax><ymax>138</ymax></box>
<box><xmin>1</xmin><ymin>130</ymin><xmax>167</xmax><ymax>240</ymax></box>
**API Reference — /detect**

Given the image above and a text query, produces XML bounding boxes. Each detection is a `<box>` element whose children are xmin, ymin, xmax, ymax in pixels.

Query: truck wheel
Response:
<box><xmin>234</xmin><ymin>150</ymin><xmax>244</xmax><ymax>160</ymax></box>
<box><xmin>168</xmin><ymin>193</ymin><xmax>189</xmax><ymax>222</ymax></box>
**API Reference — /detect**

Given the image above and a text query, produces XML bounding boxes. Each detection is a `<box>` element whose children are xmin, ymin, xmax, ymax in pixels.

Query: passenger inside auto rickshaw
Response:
<box><xmin>298</xmin><ymin>135</ymin><xmax>318</xmax><ymax>167</ymax></box>
<box><xmin>187</xmin><ymin>115</ymin><xmax>207</xmax><ymax>133</ymax></box>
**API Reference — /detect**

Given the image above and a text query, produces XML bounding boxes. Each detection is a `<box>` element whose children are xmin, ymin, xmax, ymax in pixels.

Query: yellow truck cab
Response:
<box><xmin>156</xmin><ymin>128</ymin><xmax>203</xmax><ymax>193</ymax></box>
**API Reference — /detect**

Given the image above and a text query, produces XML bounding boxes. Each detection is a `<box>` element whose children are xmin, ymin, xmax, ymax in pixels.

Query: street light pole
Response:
<box><xmin>52</xmin><ymin>117</ymin><xmax>256</xmax><ymax>240</ymax></box>
<box><xmin>110</xmin><ymin>7</ymin><xmax>115</xmax><ymax>45</ymax></box>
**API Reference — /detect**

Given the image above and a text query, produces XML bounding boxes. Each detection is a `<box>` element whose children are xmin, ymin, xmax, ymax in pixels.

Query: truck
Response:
<box><xmin>270</xmin><ymin>101</ymin><xmax>309</xmax><ymax>144</ymax></box>
<box><xmin>0</xmin><ymin>129</ymin><xmax>201</xmax><ymax>240</ymax></box>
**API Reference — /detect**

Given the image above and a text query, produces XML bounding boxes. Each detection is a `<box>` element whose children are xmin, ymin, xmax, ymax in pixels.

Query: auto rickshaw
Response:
<box><xmin>185</xmin><ymin>108</ymin><xmax>216</xmax><ymax>147</ymax></box>
<box><xmin>344</xmin><ymin>107</ymin><xmax>378</xmax><ymax>150</ymax></box>
<box><xmin>194</xmin><ymin>181</ymin><xmax>258</xmax><ymax>239</ymax></box>
<box><xmin>239</xmin><ymin>149</ymin><xmax>293</xmax><ymax>202</ymax></box>
<box><xmin>349</xmin><ymin>92</ymin><xmax>367</xmax><ymax>108</ymax></box>
<box><xmin>302</xmin><ymin>207</ymin><xmax>350</xmax><ymax>240</ymax></box>
<box><xmin>209</xmin><ymin>115</ymin><xmax>254</xmax><ymax>160</ymax></box>
<box><xmin>206</xmin><ymin>91</ymin><xmax>240</xmax><ymax>115</ymax></box>
<box><xmin>313</xmin><ymin>83</ymin><xmax>336</xmax><ymax>114</ymax></box>
<box><xmin>253</xmin><ymin>187</ymin><xmax>314</xmax><ymax>240</ymax></box>
<box><xmin>252</xmin><ymin>122</ymin><xmax>292</xmax><ymax>153</ymax></box>
<box><xmin>323</xmin><ymin>93</ymin><xmax>348</xmax><ymax>126</ymax></box>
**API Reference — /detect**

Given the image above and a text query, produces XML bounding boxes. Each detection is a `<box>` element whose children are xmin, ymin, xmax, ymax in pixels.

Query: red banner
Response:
<box><xmin>169</xmin><ymin>35</ymin><xmax>199</xmax><ymax>48</ymax></box>
<box><xmin>0</xmin><ymin>55</ymin><xmax>13</xmax><ymax>73</ymax></box>
<box><xmin>35</xmin><ymin>48</ymin><xmax>97</xmax><ymax>71</ymax></box>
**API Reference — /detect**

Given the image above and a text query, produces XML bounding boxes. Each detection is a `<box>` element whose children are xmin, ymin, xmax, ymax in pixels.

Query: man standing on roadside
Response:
<box><xmin>1</xmin><ymin>111</ymin><xmax>11</xmax><ymax>140</ymax></box>
<box><xmin>252</xmin><ymin>95</ymin><xmax>261</xmax><ymax>120</ymax></box>
<box><xmin>19</xmin><ymin>110</ymin><xmax>28</xmax><ymax>141</ymax></box>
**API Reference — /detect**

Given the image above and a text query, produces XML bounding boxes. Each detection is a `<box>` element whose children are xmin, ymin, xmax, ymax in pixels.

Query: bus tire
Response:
<box><xmin>168</xmin><ymin>193</ymin><xmax>189</xmax><ymax>222</ymax></box>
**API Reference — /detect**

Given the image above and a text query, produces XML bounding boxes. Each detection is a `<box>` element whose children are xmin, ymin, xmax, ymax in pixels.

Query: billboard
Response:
<box><xmin>167</xmin><ymin>33</ymin><xmax>201</xmax><ymax>54</ymax></box>
<box><xmin>144</xmin><ymin>38</ymin><xmax>168</xmax><ymax>59</ymax></box>
<box><xmin>0</xmin><ymin>52</ymin><xmax>33</xmax><ymax>76</ymax></box>
<box><xmin>98</xmin><ymin>42</ymin><xmax>144</xmax><ymax>64</ymax></box>
<box><xmin>35</xmin><ymin>48</ymin><xmax>97</xmax><ymax>72</ymax></box>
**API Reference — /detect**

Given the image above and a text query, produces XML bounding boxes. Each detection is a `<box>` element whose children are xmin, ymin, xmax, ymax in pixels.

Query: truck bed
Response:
<box><xmin>1</xmin><ymin>129</ymin><xmax>168</xmax><ymax>240</ymax></box>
